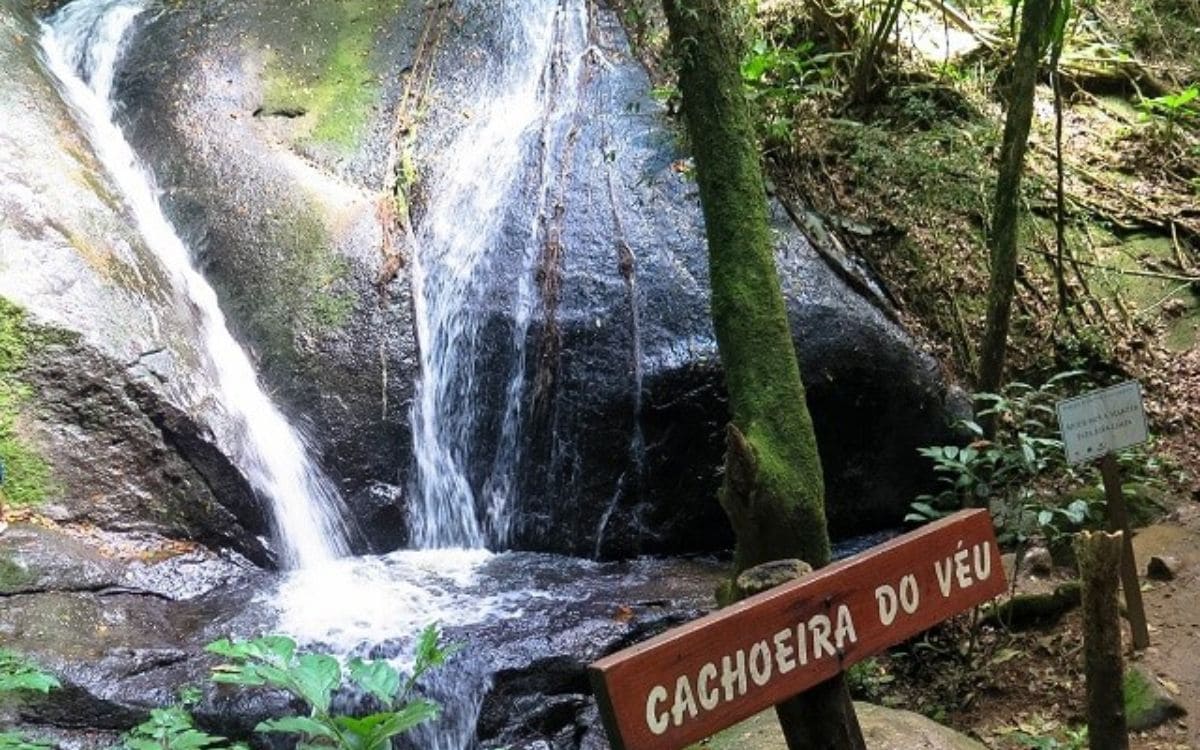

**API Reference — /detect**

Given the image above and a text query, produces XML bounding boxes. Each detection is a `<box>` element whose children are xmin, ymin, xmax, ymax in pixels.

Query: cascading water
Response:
<box><xmin>39</xmin><ymin>0</ymin><xmax>351</xmax><ymax>569</ymax></box>
<box><xmin>409</xmin><ymin>0</ymin><xmax>590</xmax><ymax>550</ymax></box>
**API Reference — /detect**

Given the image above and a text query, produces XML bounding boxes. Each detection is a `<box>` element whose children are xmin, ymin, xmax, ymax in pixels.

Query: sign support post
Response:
<box><xmin>1098</xmin><ymin>453</ymin><xmax>1150</xmax><ymax>650</ymax></box>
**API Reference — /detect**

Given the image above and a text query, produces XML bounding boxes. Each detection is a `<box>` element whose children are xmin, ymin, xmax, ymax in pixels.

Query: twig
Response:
<box><xmin>1027</xmin><ymin>249</ymin><xmax>1200</xmax><ymax>282</ymax></box>
<box><xmin>1137</xmin><ymin>281</ymin><xmax>1193</xmax><ymax>319</ymax></box>
<box><xmin>913</xmin><ymin>0</ymin><xmax>1003</xmax><ymax>49</ymax></box>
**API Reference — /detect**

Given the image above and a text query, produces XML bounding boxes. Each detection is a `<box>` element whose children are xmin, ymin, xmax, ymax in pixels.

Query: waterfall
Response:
<box><xmin>409</xmin><ymin>0</ymin><xmax>590</xmax><ymax>550</ymax></box>
<box><xmin>39</xmin><ymin>0</ymin><xmax>351</xmax><ymax>569</ymax></box>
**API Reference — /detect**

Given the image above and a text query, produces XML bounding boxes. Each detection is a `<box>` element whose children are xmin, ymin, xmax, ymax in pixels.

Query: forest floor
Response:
<box><xmin>856</xmin><ymin>502</ymin><xmax>1200</xmax><ymax>750</ymax></box>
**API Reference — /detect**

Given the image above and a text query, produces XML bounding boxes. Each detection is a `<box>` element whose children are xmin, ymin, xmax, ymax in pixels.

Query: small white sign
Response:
<box><xmin>1055</xmin><ymin>380</ymin><xmax>1148</xmax><ymax>466</ymax></box>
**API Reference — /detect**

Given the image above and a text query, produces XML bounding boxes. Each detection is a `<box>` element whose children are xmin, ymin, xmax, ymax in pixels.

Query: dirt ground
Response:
<box><xmin>908</xmin><ymin>501</ymin><xmax>1200</xmax><ymax>749</ymax></box>
<box><xmin>1128</xmin><ymin>503</ymin><xmax>1200</xmax><ymax>749</ymax></box>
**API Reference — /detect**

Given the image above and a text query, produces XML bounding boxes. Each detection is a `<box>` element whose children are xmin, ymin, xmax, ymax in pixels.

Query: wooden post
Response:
<box><xmin>1075</xmin><ymin>531</ymin><xmax>1130</xmax><ymax>750</ymax></box>
<box><xmin>1098</xmin><ymin>453</ymin><xmax>1150</xmax><ymax>650</ymax></box>
<box><xmin>735</xmin><ymin>561</ymin><xmax>867</xmax><ymax>750</ymax></box>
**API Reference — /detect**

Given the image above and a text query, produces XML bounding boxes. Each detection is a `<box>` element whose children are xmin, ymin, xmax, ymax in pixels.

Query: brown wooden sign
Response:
<box><xmin>588</xmin><ymin>509</ymin><xmax>1005</xmax><ymax>750</ymax></box>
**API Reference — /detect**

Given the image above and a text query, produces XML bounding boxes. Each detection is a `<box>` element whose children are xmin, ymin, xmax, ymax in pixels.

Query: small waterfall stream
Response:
<box><xmin>409</xmin><ymin>0</ymin><xmax>590</xmax><ymax>550</ymax></box>
<box><xmin>39</xmin><ymin>0</ymin><xmax>351</xmax><ymax>569</ymax></box>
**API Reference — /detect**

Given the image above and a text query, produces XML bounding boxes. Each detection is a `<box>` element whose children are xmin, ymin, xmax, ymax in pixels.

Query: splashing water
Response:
<box><xmin>39</xmin><ymin>0</ymin><xmax>351</xmax><ymax>568</ymax></box>
<box><xmin>409</xmin><ymin>0</ymin><xmax>590</xmax><ymax>550</ymax></box>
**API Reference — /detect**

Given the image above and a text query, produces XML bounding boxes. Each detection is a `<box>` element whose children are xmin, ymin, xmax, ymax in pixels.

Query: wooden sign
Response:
<box><xmin>1056</xmin><ymin>381</ymin><xmax>1148</xmax><ymax>466</ymax></box>
<box><xmin>588</xmin><ymin>510</ymin><xmax>1005</xmax><ymax>750</ymax></box>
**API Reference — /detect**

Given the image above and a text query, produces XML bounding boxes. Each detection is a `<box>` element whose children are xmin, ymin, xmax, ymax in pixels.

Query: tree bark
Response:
<box><xmin>660</xmin><ymin>1</ymin><xmax>864</xmax><ymax>747</ymax></box>
<box><xmin>977</xmin><ymin>0</ymin><xmax>1055</xmax><ymax>404</ymax></box>
<box><xmin>1074</xmin><ymin>530</ymin><xmax>1130</xmax><ymax>750</ymax></box>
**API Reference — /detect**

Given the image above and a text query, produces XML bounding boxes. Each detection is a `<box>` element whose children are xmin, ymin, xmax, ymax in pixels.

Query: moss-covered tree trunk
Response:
<box><xmin>661</xmin><ymin>1</ymin><xmax>864</xmax><ymax>747</ymax></box>
<box><xmin>977</xmin><ymin>0</ymin><xmax>1055</xmax><ymax>403</ymax></box>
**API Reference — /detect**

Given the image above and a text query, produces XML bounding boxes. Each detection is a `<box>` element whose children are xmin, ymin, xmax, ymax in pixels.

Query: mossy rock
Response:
<box><xmin>981</xmin><ymin>580</ymin><xmax>1082</xmax><ymax>630</ymax></box>
<box><xmin>1124</xmin><ymin>664</ymin><xmax>1187</xmax><ymax>731</ymax></box>
<box><xmin>0</xmin><ymin>299</ymin><xmax>58</xmax><ymax>508</ymax></box>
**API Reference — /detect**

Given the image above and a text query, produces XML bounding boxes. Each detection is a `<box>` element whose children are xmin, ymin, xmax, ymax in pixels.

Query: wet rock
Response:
<box><xmin>114</xmin><ymin>0</ymin><xmax>422</xmax><ymax>516</ymax></box>
<box><xmin>343</xmin><ymin>482</ymin><xmax>408</xmax><ymax>554</ymax></box>
<box><xmin>0</xmin><ymin>2</ymin><xmax>271</xmax><ymax>564</ymax></box>
<box><xmin>1022</xmin><ymin>546</ymin><xmax>1054</xmax><ymax>576</ymax></box>
<box><xmin>735</xmin><ymin>559</ymin><xmax>812</xmax><ymax>597</ymax></box>
<box><xmin>1147</xmin><ymin>554</ymin><xmax>1182</xmax><ymax>581</ymax></box>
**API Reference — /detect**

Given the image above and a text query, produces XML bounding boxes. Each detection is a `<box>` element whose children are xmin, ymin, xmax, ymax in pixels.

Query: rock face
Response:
<box><xmin>108</xmin><ymin>0</ymin><xmax>965</xmax><ymax>558</ymax></box>
<box><xmin>0</xmin><ymin>0</ymin><xmax>270</xmax><ymax>563</ymax></box>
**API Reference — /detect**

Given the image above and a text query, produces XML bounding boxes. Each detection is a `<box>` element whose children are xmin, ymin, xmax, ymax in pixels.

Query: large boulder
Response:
<box><xmin>109</xmin><ymin>0</ymin><xmax>965</xmax><ymax>557</ymax></box>
<box><xmin>0</xmin><ymin>0</ymin><xmax>270</xmax><ymax>563</ymax></box>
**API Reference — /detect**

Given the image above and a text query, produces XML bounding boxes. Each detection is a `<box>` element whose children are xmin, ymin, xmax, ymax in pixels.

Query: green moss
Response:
<box><xmin>235</xmin><ymin>203</ymin><xmax>356</xmax><ymax>369</ymax></box>
<box><xmin>259</xmin><ymin>0</ymin><xmax>399</xmax><ymax>150</ymax></box>
<box><xmin>0</xmin><ymin>556</ymin><xmax>32</xmax><ymax>592</ymax></box>
<box><xmin>1123</xmin><ymin>667</ymin><xmax>1155</xmax><ymax>722</ymax></box>
<box><xmin>0</xmin><ymin>299</ymin><xmax>55</xmax><ymax>507</ymax></box>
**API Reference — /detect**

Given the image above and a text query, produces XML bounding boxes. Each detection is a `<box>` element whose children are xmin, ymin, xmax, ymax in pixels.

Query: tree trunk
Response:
<box><xmin>1075</xmin><ymin>530</ymin><xmax>1130</xmax><ymax>750</ymax></box>
<box><xmin>977</xmin><ymin>0</ymin><xmax>1055</xmax><ymax>403</ymax></box>
<box><xmin>660</xmin><ymin>1</ymin><xmax>864</xmax><ymax>747</ymax></box>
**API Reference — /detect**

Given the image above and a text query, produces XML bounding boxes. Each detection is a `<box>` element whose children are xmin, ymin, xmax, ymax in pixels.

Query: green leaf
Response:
<box><xmin>255</xmin><ymin>716</ymin><xmax>339</xmax><ymax>741</ymax></box>
<box><xmin>1037</xmin><ymin>510</ymin><xmax>1054</xmax><ymax>528</ymax></box>
<box><xmin>908</xmin><ymin>502</ymin><xmax>938</xmax><ymax>519</ymax></box>
<box><xmin>291</xmin><ymin>653</ymin><xmax>341</xmax><ymax>712</ymax></box>
<box><xmin>348</xmin><ymin>658</ymin><xmax>401</xmax><ymax>705</ymax></box>
<box><xmin>209</xmin><ymin>668</ymin><xmax>267</xmax><ymax>687</ymax></box>
<box><xmin>371</xmin><ymin>700</ymin><xmax>440</xmax><ymax>740</ymax></box>
<box><xmin>1063</xmin><ymin>499</ymin><xmax>1089</xmax><ymax>524</ymax></box>
<box><xmin>168</xmin><ymin>730</ymin><xmax>227</xmax><ymax>750</ymax></box>
<box><xmin>120</xmin><ymin>704</ymin><xmax>232</xmax><ymax>750</ymax></box>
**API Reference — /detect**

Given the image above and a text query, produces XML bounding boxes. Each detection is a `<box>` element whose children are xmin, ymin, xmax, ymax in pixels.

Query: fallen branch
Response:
<box><xmin>912</xmin><ymin>0</ymin><xmax>1003</xmax><ymax>49</ymax></box>
<box><xmin>1028</xmin><ymin>249</ymin><xmax>1200</xmax><ymax>283</ymax></box>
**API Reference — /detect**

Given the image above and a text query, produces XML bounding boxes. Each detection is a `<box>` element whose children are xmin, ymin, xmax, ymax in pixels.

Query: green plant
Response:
<box><xmin>1024</xmin><ymin>497</ymin><xmax>1098</xmax><ymax>545</ymax></box>
<box><xmin>120</xmin><ymin>702</ymin><xmax>240</xmax><ymax>750</ymax></box>
<box><xmin>1139</xmin><ymin>86</ymin><xmax>1199</xmax><ymax>122</ymax></box>
<box><xmin>1137</xmin><ymin>86</ymin><xmax>1200</xmax><ymax>145</ymax></box>
<box><xmin>908</xmin><ymin>372</ymin><xmax>1085</xmax><ymax>544</ymax></box>
<box><xmin>0</xmin><ymin>650</ymin><xmax>60</xmax><ymax>750</ymax></box>
<box><xmin>844</xmin><ymin>657</ymin><xmax>895</xmax><ymax>702</ymax></box>
<box><xmin>206</xmin><ymin>625</ymin><xmax>453</xmax><ymax>750</ymax></box>
<box><xmin>740</xmin><ymin>38</ymin><xmax>842</xmax><ymax>142</ymax></box>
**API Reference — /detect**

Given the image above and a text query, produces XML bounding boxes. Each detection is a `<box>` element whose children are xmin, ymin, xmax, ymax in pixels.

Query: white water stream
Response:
<box><xmin>39</xmin><ymin>0</ymin><xmax>351</xmax><ymax>569</ymax></box>
<box><xmin>409</xmin><ymin>0</ymin><xmax>590</xmax><ymax>550</ymax></box>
